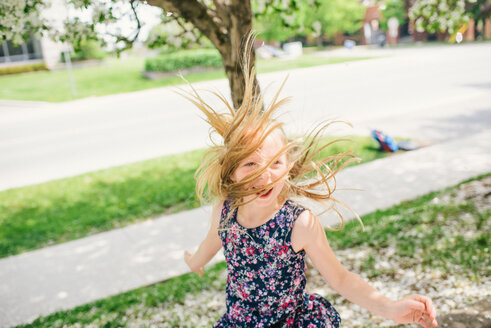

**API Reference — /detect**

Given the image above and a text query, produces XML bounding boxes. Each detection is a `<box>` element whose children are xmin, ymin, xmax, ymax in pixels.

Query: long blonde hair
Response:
<box><xmin>178</xmin><ymin>35</ymin><xmax>362</xmax><ymax>231</ymax></box>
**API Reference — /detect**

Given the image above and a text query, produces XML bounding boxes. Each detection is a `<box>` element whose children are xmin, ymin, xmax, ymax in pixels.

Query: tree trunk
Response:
<box><xmin>220</xmin><ymin>45</ymin><xmax>258</xmax><ymax>110</ymax></box>
<box><xmin>145</xmin><ymin>0</ymin><xmax>261</xmax><ymax>111</ymax></box>
<box><xmin>210</xmin><ymin>0</ymin><xmax>261</xmax><ymax>110</ymax></box>
<box><xmin>218</xmin><ymin>24</ymin><xmax>261</xmax><ymax>109</ymax></box>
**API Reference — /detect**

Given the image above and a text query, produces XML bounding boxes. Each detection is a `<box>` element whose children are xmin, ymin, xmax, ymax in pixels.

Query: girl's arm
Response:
<box><xmin>184</xmin><ymin>201</ymin><xmax>223</xmax><ymax>277</ymax></box>
<box><xmin>291</xmin><ymin>210</ymin><xmax>438</xmax><ymax>328</ymax></box>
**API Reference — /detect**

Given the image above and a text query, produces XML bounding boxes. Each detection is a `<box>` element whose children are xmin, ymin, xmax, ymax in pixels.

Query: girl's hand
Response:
<box><xmin>388</xmin><ymin>294</ymin><xmax>438</xmax><ymax>328</ymax></box>
<box><xmin>184</xmin><ymin>250</ymin><xmax>204</xmax><ymax>278</ymax></box>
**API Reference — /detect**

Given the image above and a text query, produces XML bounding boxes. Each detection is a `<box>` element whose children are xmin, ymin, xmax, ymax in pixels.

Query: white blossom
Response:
<box><xmin>409</xmin><ymin>0</ymin><xmax>473</xmax><ymax>35</ymax></box>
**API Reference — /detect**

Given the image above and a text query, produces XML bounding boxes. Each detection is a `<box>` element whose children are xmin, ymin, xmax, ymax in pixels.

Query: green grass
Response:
<box><xmin>0</xmin><ymin>54</ymin><xmax>371</xmax><ymax>102</ymax></box>
<box><xmin>0</xmin><ymin>136</ymin><xmax>385</xmax><ymax>259</ymax></box>
<box><xmin>255</xmin><ymin>55</ymin><xmax>370</xmax><ymax>74</ymax></box>
<box><xmin>18</xmin><ymin>174</ymin><xmax>490</xmax><ymax>327</ymax></box>
<box><xmin>328</xmin><ymin>173</ymin><xmax>490</xmax><ymax>279</ymax></box>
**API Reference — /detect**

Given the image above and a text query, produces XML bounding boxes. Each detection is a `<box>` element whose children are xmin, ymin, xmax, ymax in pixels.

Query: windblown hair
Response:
<box><xmin>178</xmin><ymin>36</ymin><xmax>362</xmax><ymax>231</ymax></box>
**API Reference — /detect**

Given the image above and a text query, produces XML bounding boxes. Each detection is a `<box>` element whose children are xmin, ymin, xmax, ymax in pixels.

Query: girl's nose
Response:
<box><xmin>257</xmin><ymin>167</ymin><xmax>271</xmax><ymax>184</ymax></box>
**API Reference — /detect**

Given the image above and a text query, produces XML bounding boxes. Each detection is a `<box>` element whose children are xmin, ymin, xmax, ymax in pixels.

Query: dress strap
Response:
<box><xmin>219</xmin><ymin>200</ymin><xmax>237</xmax><ymax>229</ymax></box>
<box><xmin>284</xmin><ymin>200</ymin><xmax>308</xmax><ymax>246</ymax></box>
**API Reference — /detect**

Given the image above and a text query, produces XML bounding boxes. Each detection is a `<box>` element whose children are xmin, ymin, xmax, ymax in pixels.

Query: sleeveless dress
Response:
<box><xmin>214</xmin><ymin>199</ymin><xmax>341</xmax><ymax>328</ymax></box>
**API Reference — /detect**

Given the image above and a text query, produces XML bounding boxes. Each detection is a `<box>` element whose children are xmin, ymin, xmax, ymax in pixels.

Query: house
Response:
<box><xmin>0</xmin><ymin>0</ymin><xmax>67</xmax><ymax>71</ymax></box>
<box><xmin>361</xmin><ymin>0</ymin><xmax>491</xmax><ymax>45</ymax></box>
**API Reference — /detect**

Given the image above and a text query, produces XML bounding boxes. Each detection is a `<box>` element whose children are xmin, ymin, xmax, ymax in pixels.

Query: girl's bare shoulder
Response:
<box><xmin>291</xmin><ymin>209</ymin><xmax>321</xmax><ymax>252</ymax></box>
<box><xmin>294</xmin><ymin>209</ymin><xmax>318</xmax><ymax>233</ymax></box>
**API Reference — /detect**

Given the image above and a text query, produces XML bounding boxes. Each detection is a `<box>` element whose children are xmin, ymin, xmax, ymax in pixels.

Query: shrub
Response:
<box><xmin>144</xmin><ymin>49</ymin><xmax>222</xmax><ymax>72</ymax></box>
<box><xmin>0</xmin><ymin>62</ymin><xmax>47</xmax><ymax>75</ymax></box>
<box><xmin>61</xmin><ymin>40</ymin><xmax>106</xmax><ymax>62</ymax></box>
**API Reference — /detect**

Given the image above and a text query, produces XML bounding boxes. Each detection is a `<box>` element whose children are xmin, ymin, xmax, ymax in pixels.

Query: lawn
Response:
<box><xmin>0</xmin><ymin>135</ymin><xmax>386</xmax><ymax>259</ymax></box>
<box><xmin>0</xmin><ymin>54</ymin><xmax>371</xmax><ymax>102</ymax></box>
<box><xmin>19</xmin><ymin>174</ymin><xmax>490</xmax><ymax>327</ymax></box>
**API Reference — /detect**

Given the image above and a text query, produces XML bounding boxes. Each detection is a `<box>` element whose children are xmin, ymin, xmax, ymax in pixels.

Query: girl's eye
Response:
<box><xmin>245</xmin><ymin>162</ymin><xmax>255</xmax><ymax>167</ymax></box>
<box><xmin>274</xmin><ymin>160</ymin><xmax>281</xmax><ymax>165</ymax></box>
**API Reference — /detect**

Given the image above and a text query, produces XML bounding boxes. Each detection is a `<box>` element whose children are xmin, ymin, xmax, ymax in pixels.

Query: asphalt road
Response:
<box><xmin>1</xmin><ymin>42</ymin><xmax>490</xmax><ymax>192</ymax></box>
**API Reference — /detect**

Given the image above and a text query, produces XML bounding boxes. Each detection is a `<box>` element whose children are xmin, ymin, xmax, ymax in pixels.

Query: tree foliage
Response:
<box><xmin>379</xmin><ymin>0</ymin><xmax>407</xmax><ymax>32</ymax></box>
<box><xmin>0</xmin><ymin>0</ymin><xmax>48</xmax><ymax>44</ymax></box>
<box><xmin>408</xmin><ymin>0</ymin><xmax>476</xmax><ymax>34</ymax></box>
<box><xmin>302</xmin><ymin>0</ymin><xmax>364</xmax><ymax>38</ymax></box>
<box><xmin>253</xmin><ymin>0</ymin><xmax>364</xmax><ymax>43</ymax></box>
<box><xmin>467</xmin><ymin>0</ymin><xmax>491</xmax><ymax>25</ymax></box>
<box><xmin>145</xmin><ymin>18</ymin><xmax>212</xmax><ymax>51</ymax></box>
<box><xmin>253</xmin><ymin>6</ymin><xmax>301</xmax><ymax>42</ymax></box>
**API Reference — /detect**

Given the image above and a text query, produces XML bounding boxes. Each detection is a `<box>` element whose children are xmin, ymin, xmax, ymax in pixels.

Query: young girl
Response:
<box><xmin>182</xmin><ymin>40</ymin><xmax>438</xmax><ymax>328</ymax></box>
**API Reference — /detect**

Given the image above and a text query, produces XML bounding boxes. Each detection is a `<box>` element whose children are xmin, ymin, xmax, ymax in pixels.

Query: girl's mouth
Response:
<box><xmin>257</xmin><ymin>188</ymin><xmax>273</xmax><ymax>198</ymax></box>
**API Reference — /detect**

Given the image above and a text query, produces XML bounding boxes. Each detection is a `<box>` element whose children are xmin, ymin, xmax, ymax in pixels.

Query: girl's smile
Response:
<box><xmin>257</xmin><ymin>188</ymin><xmax>273</xmax><ymax>198</ymax></box>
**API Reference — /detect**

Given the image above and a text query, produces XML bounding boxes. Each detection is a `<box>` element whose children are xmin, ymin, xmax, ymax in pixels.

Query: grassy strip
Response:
<box><xmin>255</xmin><ymin>55</ymin><xmax>371</xmax><ymax>74</ymax></box>
<box><xmin>0</xmin><ymin>136</ymin><xmax>384</xmax><ymax>259</ymax></box>
<box><xmin>19</xmin><ymin>174</ymin><xmax>490</xmax><ymax>327</ymax></box>
<box><xmin>0</xmin><ymin>54</ymin><xmax>371</xmax><ymax>102</ymax></box>
<box><xmin>329</xmin><ymin>173</ymin><xmax>490</xmax><ymax>280</ymax></box>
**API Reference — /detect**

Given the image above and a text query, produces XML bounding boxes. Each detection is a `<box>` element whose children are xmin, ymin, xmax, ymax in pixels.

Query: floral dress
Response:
<box><xmin>214</xmin><ymin>200</ymin><xmax>341</xmax><ymax>328</ymax></box>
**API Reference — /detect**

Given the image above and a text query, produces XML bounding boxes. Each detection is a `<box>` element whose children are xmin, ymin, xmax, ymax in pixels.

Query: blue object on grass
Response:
<box><xmin>371</xmin><ymin>129</ymin><xmax>399</xmax><ymax>152</ymax></box>
<box><xmin>344</xmin><ymin>40</ymin><xmax>356</xmax><ymax>49</ymax></box>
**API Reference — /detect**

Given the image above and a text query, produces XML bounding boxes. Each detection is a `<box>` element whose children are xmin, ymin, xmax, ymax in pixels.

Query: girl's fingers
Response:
<box><xmin>422</xmin><ymin>295</ymin><xmax>436</xmax><ymax>318</ymax></box>
<box><xmin>423</xmin><ymin>310</ymin><xmax>438</xmax><ymax>327</ymax></box>
<box><xmin>424</xmin><ymin>315</ymin><xmax>438</xmax><ymax>327</ymax></box>
<box><xmin>411</xmin><ymin>294</ymin><xmax>438</xmax><ymax>327</ymax></box>
<box><xmin>414</xmin><ymin>295</ymin><xmax>438</xmax><ymax>326</ymax></box>
<box><xmin>422</xmin><ymin>314</ymin><xmax>435</xmax><ymax>327</ymax></box>
<box><xmin>417</xmin><ymin>316</ymin><xmax>431</xmax><ymax>328</ymax></box>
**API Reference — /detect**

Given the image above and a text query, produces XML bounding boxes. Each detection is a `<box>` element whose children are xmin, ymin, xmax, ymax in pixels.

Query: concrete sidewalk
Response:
<box><xmin>1</xmin><ymin>129</ymin><xmax>490</xmax><ymax>327</ymax></box>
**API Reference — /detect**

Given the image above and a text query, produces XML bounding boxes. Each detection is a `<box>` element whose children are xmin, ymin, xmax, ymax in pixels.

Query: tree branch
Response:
<box><xmin>109</xmin><ymin>0</ymin><xmax>142</xmax><ymax>55</ymax></box>
<box><xmin>145</xmin><ymin>0</ymin><xmax>228</xmax><ymax>52</ymax></box>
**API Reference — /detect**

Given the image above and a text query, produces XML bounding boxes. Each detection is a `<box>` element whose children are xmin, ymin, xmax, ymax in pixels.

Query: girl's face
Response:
<box><xmin>231</xmin><ymin>131</ymin><xmax>289</xmax><ymax>208</ymax></box>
